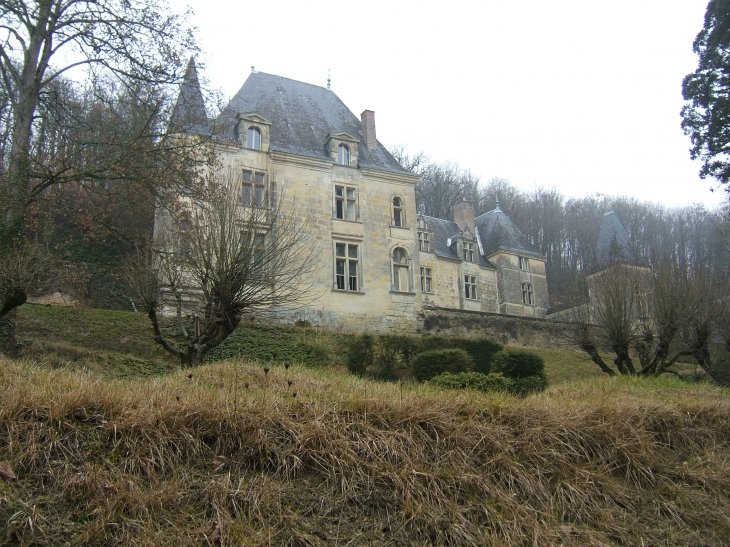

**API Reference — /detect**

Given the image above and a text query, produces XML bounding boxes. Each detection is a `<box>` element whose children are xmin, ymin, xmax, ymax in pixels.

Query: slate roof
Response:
<box><xmin>169</xmin><ymin>58</ymin><xmax>209</xmax><ymax>134</ymax></box>
<box><xmin>596</xmin><ymin>211</ymin><xmax>637</xmax><ymax>268</ymax></box>
<box><xmin>422</xmin><ymin>215</ymin><xmax>494</xmax><ymax>268</ymax></box>
<box><xmin>474</xmin><ymin>206</ymin><xmax>544</xmax><ymax>259</ymax></box>
<box><xmin>215</xmin><ymin>72</ymin><xmax>409</xmax><ymax>174</ymax></box>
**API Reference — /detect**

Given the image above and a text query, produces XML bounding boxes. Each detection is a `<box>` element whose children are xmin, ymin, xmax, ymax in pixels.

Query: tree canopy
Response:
<box><xmin>681</xmin><ymin>0</ymin><xmax>730</xmax><ymax>188</ymax></box>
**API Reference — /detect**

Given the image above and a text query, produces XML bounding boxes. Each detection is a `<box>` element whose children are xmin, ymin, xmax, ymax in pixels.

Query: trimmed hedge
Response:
<box><xmin>430</xmin><ymin>371</ymin><xmax>548</xmax><ymax>396</ymax></box>
<box><xmin>492</xmin><ymin>349</ymin><xmax>545</xmax><ymax>379</ymax></box>
<box><xmin>346</xmin><ymin>334</ymin><xmax>375</xmax><ymax>376</ymax></box>
<box><xmin>411</xmin><ymin>349</ymin><xmax>474</xmax><ymax>382</ymax></box>
<box><xmin>419</xmin><ymin>336</ymin><xmax>502</xmax><ymax>374</ymax></box>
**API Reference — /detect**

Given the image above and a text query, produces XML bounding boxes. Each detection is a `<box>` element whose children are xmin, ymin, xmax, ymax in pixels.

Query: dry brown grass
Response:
<box><xmin>1</xmin><ymin>356</ymin><xmax>729</xmax><ymax>546</ymax></box>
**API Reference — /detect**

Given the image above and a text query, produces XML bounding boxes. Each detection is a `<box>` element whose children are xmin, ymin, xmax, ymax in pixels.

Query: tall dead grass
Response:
<box><xmin>1</xmin><ymin>357</ymin><xmax>729</xmax><ymax>546</ymax></box>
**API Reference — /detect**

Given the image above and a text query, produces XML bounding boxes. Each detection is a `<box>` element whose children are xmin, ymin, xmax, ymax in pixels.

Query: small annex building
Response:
<box><xmin>169</xmin><ymin>60</ymin><xmax>549</xmax><ymax>333</ymax></box>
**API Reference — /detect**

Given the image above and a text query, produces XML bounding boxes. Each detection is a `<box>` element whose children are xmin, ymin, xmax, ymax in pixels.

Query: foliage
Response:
<box><xmin>411</xmin><ymin>348</ymin><xmax>474</xmax><ymax>382</ymax></box>
<box><xmin>346</xmin><ymin>334</ymin><xmax>375</xmax><ymax>376</ymax></box>
<box><xmin>681</xmin><ymin>0</ymin><xmax>730</xmax><ymax>186</ymax></box>
<box><xmin>491</xmin><ymin>349</ymin><xmax>546</xmax><ymax>379</ymax></box>
<box><xmin>420</xmin><ymin>336</ymin><xmax>502</xmax><ymax>374</ymax></box>
<box><xmin>430</xmin><ymin>371</ymin><xmax>548</xmax><ymax>396</ymax></box>
<box><xmin>0</xmin><ymin>0</ymin><xmax>205</xmax><ymax>337</ymax></box>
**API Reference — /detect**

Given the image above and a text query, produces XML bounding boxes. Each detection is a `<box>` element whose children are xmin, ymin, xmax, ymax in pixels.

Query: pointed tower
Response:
<box><xmin>596</xmin><ymin>211</ymin><xmax>636</xmax><ymax>269</ymax></box>
<box><xmin>169</xmin><ymin>57</ymin><xmax>208</xmax><ymax>133</ymax></box>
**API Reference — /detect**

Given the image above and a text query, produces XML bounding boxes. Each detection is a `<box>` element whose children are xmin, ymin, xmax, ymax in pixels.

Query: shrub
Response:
<box><xmin>430</xmin><ymin>371</ymin><xmax>548</xmax><ymax>396</ymax></box>
<box><xmin>510</xmin><ymin>375</ymin><xmax>548</xmax><ymax>396</ymax></box>
<box><xmin>492</xmin><ymin>349</ymin><xmax>545</xmax><ymax>379</ymax></box>
<box><xmin>462</xmin><ymin>338</ymin><xmax>503</xmax><ymax>374</ymax></box>
<box><xmin>430</xmin><ymin>371</ymin><xmax>513</xmax><ymax>392</ymax></box>
<box><xmin>420</xmin><ymin>336</ymin><xmax>502</xmax><ymax>374</ymax></box>
<box><xmin>346</xmin><ymin>334</ymin><xmax>375</xmax><ymax>376</ymax></box>
<box><xmin>411</xmin><ymin>348</ymin><xmax>474</xmax><ymax>382</ymax></box>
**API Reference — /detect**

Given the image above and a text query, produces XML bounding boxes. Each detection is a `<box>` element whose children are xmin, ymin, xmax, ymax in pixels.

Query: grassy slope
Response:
<box><xmin>16</xmin><ymin>304</ymin><xmax>606</xmax><ymax>383</ymax></box>
<box><xmin>1</xmin><ymin>357</ymin><xmax>729</xmax><ymax>546</ymax></box>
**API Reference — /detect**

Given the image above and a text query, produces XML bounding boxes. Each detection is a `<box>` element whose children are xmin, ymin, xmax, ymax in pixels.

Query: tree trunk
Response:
<box><xmin>580</xmin><ymin>340</ymin><xmax>616</xmax><ymax>376</ymax></box>
<box><xmin>0</xmin><ymin>308</ymin><xmax>19</xmax><ymax>356</ymax></box>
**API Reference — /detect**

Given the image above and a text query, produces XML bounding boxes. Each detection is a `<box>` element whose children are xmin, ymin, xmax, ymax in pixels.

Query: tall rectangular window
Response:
<box><xmin>420</xmin><ymin>267</ymin><xmax>433</xmax><ymax>293</ymax></box>
<box><xmin>242</xmin><ymin>170</ymin><xmax>266</xmax><ymax>206</ymax></box>
<box><xmin>464</xmin><ymin>275</ymin><xmax>477</xmax><ymax>300</ymax></box>
<box><xmin>335</xmin><ymin>242</ymin><xmax>359</xmax><ymax>291</ymax></box>
<box><xmin>522</xmin><ymin>282</ymin><xmax>533</xmax><ymax>305</ymax></box>
<box><xmin>418</xmin><ymin>231</ymin><xmax>430</xmax><ymax>252</ymax></box>
<box><xmin>463</xmin><ymin>242</ymin><xmax>475</xmax><ymax>262</ymax></box>
<box><xmin>519</xmin><ymin>256</ymin><xmax>530</xmax><ymax>271</ymax></box>
<box><xmin>335</xmin><ymin>185</ymin><xmax>356</xmax><ymax>220</ymax></box>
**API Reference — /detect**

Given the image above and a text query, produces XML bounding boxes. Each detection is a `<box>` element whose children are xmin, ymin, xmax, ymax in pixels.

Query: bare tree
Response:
<box><xmin>0</xmin><ymin>0</ymin><xmax>197</xmax><ymax>221</ymax></box>
<box><xmin>0</xmin><ymin>0</ymin><xmax>204</xmax><ymax>335</ymax></box>
<box><xmin>129</xmin><ymin>169</ymin><xmax>319</xmax><ymax>367</ymax></box>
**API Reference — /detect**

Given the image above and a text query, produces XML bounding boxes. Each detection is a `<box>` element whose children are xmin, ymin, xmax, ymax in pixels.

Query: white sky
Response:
<box><xmin>180</xmin><ymin>0</ymin><xmax>723</xmax><ymax>209</ymax></box>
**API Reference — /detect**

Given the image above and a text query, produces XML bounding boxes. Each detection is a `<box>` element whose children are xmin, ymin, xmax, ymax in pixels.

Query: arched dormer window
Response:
<box><xmin>392</xmin><ymin>247</ymin><xmax>410</xmax><ymax>292</ymax></box>
<box><xmin>246</xmin><ymin>127</ymin><xmax>261</xmax><ymax>150</ymax></box>
<box><xmin>392</xmin><ymin>197</ymin><xmax>404</xmax><ymax>227</ymax></box>
<box><xmin>337</xmin><ymin>144</ymin><xmax>350</xmax><ymax>166</ymax></box>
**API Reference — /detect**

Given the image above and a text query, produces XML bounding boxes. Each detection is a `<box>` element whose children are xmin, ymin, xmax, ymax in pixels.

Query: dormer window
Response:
<box><xmin>463</xmin><ymin>242</ymin><xmax>475</xmax><ymax>262</ymax></box>
<box><xmin>337</xmin><ymin>144</ymin><xmax>350</xmax><ymax>166</ymax></box>
<box><xmin>246</xmin><ymin>127</ymin><xmax>261</xmax><ymax>149</ymax></box>
<box><xmin>237</xmin><ymin>113</ymin><xmax>272</xmax><ymax>151</ymax></box>
<box><xmin>393</xmin><ymin>197</ymin><xmax>403</xmax><ymax>227</ymax></box>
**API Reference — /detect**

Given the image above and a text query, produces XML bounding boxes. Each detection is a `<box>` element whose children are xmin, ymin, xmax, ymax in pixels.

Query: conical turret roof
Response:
<box><xmin>596</xmin><ymin>211</ymin><xmax>637</xmax><ymax>268</ymax></box>
<box><xmin>169</xmin><ymin>57</ymin><xmax>208</xmax><ymax>133</ymax></box>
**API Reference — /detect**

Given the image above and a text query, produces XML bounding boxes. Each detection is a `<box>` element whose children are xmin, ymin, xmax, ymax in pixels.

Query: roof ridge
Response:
<box><xmin>251</xmin><ymin>71</ymin><xmax>331</xmax><ymax>92</ymax></box>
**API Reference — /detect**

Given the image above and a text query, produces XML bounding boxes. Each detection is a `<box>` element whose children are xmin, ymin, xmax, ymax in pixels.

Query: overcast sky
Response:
<box><xmin>180</xmin><ymin>0</ymin><xmax>723</xmax><ymax>209</ymax></box>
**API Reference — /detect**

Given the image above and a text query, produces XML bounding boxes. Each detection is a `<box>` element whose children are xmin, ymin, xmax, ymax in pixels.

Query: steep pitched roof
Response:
<box><xmin>422</xmin><ymin>215</ymin><xmax>494</xmax><ymax>268</ymax></box>
<box><xmin>169</xmin><ymin>58</ymin><xmax>209</xmax><ymax>134</ymax></box>
<box><xmin>596</xmin><ymin>211</ymin><xmax>637</xmax><ymax>268</ymax></box>
<box><xmin>215</xmin><ymin>72</ymin><xmax>409</xmax><ymax>174</ymax></box>
<box><xmin>474</xmin><ymin>206</ymin><xmax>544</xmax><ymax>259</ymax></box>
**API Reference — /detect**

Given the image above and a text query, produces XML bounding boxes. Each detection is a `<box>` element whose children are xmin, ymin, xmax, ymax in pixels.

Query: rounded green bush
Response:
<box><xmin>491</xmin><ymin>349</ymin><xmax>545</xmax><ymax>379</ymax></box>
<box><xmin>346</xmin><ymin>334</ymin><xmax>374</xmax><ymax>376</ymax></box>
<box><xmin>509</xmin><ymin>375</ymin><xmax>548</xmax><ymax>396</ymax></box>
<box><xmin>411</xmin><ymin>348</ymin><xmax>474</xmax><ymax>382</ymax></box>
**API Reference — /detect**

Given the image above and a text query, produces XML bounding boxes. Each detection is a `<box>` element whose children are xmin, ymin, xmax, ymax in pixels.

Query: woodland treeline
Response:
<box><xmin>391</xmin><ymin>146</ymin><xmax>729</xmax><ymax>310</ymax></box>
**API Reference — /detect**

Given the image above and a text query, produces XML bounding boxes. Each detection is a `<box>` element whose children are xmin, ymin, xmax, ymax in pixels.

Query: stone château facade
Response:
<box><xmin>170</xmin><ymin>61</ymin><xmax>549</xmax><ymax>333</ymax></box>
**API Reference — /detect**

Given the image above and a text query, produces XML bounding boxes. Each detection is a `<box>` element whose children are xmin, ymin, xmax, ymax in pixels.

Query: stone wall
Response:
<box><xmin>417</xmin><ymin>307</ymin><xmax>571</xmax><ymax>348</ymax></box>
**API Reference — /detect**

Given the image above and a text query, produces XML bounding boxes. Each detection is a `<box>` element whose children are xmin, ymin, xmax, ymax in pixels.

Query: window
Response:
<box><xmin>464</xmin><ymin>275</ymin><xmax>477</xmax><ymax>300</ymax></box>
<box><xmin>463</xmin><ymin>241</ymin><xmax>475</xmax><ymax>262</ymax></box>
<box><xmin>420</xmin><ymin>267</ymin><xmax>433</xmax><ymax>293</ymax></box>
<box><xmin>242</xmin><ymin>170</ymin><xmax>266</xmax><ymax>206</ymax></box>
<box><xmin>522</xmin><ymin>283</ymin><xmax>533</xmax><ymax>305</ymax></box>
<box><xmin>392</xmin><ymin>247</ymin><xmax>410</xmax><ymax>292</ymax></box>
<box><xmin>337</xmin><ymin>144</ymin><xmax>350</xmax><ymax>166</ymax></box>
<box><xmin>335</xmin><ymin>184</ymin><xmax>356</xmax><ymax>220</ymax></box>
<box><xmin>240</xmin><ymin>232</ymin><xmax>266</xmax><ymax>274</ymax></box>
<box><xmin>335</xmin><ymin>242</ymin><xmax>359</xmax><ymax>291</ymax></box>
<box><xmin>418</xmin><ymin>230</ymin><xmax>430</xmax><ymax>252</ymax></box>
<box><xmin>393</xmin><ymin>197</ymin><xmax>403</xmax><ymax>227</ymax></box>
<box><xmin>519</xmin><ymin>256</ymin><xmax>530</xmax><ymax>271</ymax></box>
<box><xmin>246</xmin><ymin>127</ymin><xmax>261</xmax><ymax>149</ymax></box>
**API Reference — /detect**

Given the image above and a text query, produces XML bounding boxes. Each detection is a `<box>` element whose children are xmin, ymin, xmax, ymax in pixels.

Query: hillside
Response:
<box><xmin>3</xmin><ymin>304</ymin><xmax>727</xmax><ymax>545</ymax></box>
<box><xmin>14</xmin><ymin>303</ymin><xmax>607</xmax><ymax>383</ymax></box>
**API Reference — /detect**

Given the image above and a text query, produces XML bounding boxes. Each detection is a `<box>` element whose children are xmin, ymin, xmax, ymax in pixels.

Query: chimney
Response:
<box><xmin>361</xmin><ymin>110</ymin><xmax>376</xmax><ymax>151</ymax></box>
<box><xmin>453</xmin><ymin>198</ymin><xmax>475</xmax><ymax>233</ymax></box>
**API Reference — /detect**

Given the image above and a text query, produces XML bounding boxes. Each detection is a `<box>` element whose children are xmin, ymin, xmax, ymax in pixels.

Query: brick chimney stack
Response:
<box><xmin>453</xmin><ymin>198</ymin><xmax>475</xmax><ymax>233</ymax></box>
<box><xmin>361</xmin><ymin>110</ymin><xmax>376</xmax><ymax>151</ymax></box>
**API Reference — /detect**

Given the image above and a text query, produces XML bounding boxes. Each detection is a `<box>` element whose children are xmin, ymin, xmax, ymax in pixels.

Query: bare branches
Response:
<box><xmin>128</xmin><ymin>167</ymin><xmax>319</xmax><ymax>367</ymax></box>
